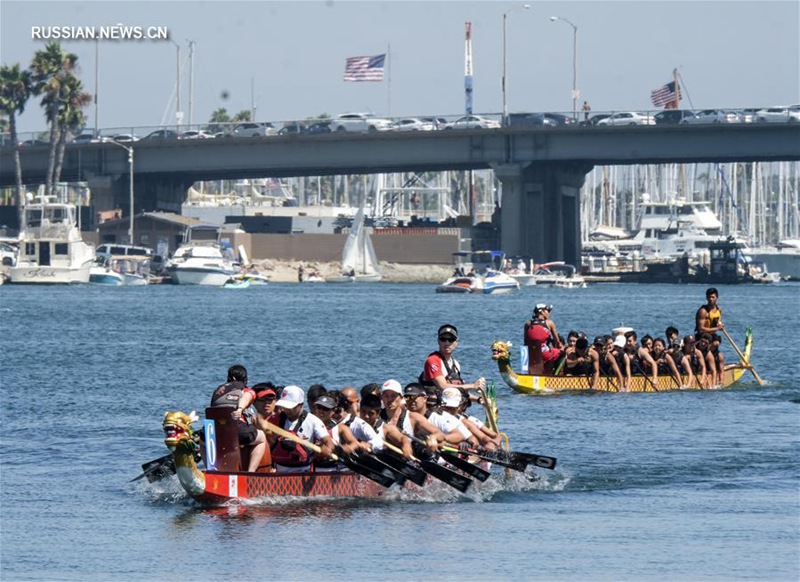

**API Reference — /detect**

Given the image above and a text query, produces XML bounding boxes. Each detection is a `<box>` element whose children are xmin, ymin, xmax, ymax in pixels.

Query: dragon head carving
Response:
<box><xmin>163</xmin><ymin>410</ymin><xmax>198</xmax><ymax>450</ymax></box>
<box><xmin>491</xmin><ymin>341</ymin><xmax>512</xmax><ymax>362</ymax></box>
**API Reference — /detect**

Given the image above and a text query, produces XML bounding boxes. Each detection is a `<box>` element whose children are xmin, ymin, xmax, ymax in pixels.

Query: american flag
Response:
<box><xmin>343</xmin><ymin>54</ymin><xmax>386</xmax><ymax>82</ymax></box>
<box><xmin>650</xmin><ymin>81</ymin><xmax>679</xmax><ymax>108</ymax></box>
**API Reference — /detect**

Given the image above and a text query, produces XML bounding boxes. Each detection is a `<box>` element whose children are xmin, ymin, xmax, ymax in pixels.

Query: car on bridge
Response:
<box><xmin>142</xmin><ymin>129</ymin><xmax>180</xmax><ymax>140</ymax></box>
<box><xmin>654</xmin><ymin>110</ymin><xmax>698</xmax><ymax>125</ymax></box>
<box><xmin>389</xmin><ymin>118</ymin><xmax>435</xmax><ymax>131</ymax></box>
<box><xmin>680</xmin><ymin>109</ymin><xmax>742</xmax><ymax>124</ymax></box>
<box><xmin>754</xmin><ymin>105</ymin><xmax>800</xmax><ymax>123</ymax></box>
<box><xmin>444</xmin><ymin>115</ymin><xmax>501</xmax><ymax>129</ymax></box>
<box><xmin>332</xmin><ymin>113</ymin><xmax>394</xmax><ymax>132</ymax></box>
<box><xmin>178</xmin><ymin>129</ymin><xmax>214</xmax><ymax>139</ymax></box>
<box><xmin>231</xmin><ymin>122</ymin><xmax>277</xmax><ymax>137</ymax></box>
<box><xmin>597</xmin><ymin>111</ymin><xmax>656</xmax><ymax>126</ymax></box>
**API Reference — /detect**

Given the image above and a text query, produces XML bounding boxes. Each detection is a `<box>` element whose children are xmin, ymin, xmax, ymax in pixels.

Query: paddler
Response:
<box><xmin>267</xmin><ymin>385</ymin><xmax>334</xmax><ymax>473</ymax></box>
<box><xmin>696</xmin><ymin>287</ymin><xmax>724</xmax><ymax>335</ymax></box>
<box><xmin>379</xmin><ymin>380</ymin><xmax>445</xmax><ymax>454</ymax></box>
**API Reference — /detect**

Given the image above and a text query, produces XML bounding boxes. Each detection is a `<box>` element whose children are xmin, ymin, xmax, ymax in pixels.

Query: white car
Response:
<box><xmin>597</xmin><ymin>112</ymin><xmax>656</xmax><ymax>126</ymax></box>
<box><xmin>754</xmin><ymin>105</ymin><xmax>800</xmax><ymax>123</ymax></box>
<box><xmin>231</xmin><ymin>122</ymin><xmax>276</xmax><ymax>137</ymax></box>
<box><xmin>332</xmin><ymin>113</ymin><xmax>394</xmax><ymax>132</ymax></box>
<box><xmin>390</xmin><ymin>118</ymin><xmax>435</xmax><ymax>131</ymax></box>
<box><xmin>444</xmin><ymin>115</ymin><xmax>501</xmax><ymax>129</ymax></box>
<box><xmin>681</xmin><ymin>109</ymin><xmax>741</xmax><ymax>124</ymax></box>
<box><xmin>178</xmin><ymin>130</ymin><xmax>214</xmax><ymax>139</ymax></box>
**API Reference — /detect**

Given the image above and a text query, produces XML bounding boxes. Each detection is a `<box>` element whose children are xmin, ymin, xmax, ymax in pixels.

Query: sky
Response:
<box><xmin>1</xmin><ymin>0</ymin><xmax>798</xmax><ymax>134</ymax></box>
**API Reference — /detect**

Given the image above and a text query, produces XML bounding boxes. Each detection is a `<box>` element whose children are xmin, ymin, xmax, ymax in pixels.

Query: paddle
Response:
<box><xmin>442</xmin><ymin>443</ymin><xmax>557</xmax><ymax>471</ymax></box>
<box><xmin>721</xmin><ymin>327</ymin><xmax>764</xmax><ymax>386</ymax></box>
<box><xmin>385</xmin><ymin>441</ymin><xmax>472</xmax><ymax>493</ymax></box>
<box><xmin>131</xmin><ymin>453</ymin><xmax>175</xmax><ymax>483</ymax></box>
<box><xmin>374</xmin><ymin>449</ymin><xmax>428</xmax><ymax>486</ymax></box>
<box><xmin>405</xmin><ymin>435</ymin><xmax>489</xmax><ymax>482</ymax></box>
<box><xmin>263</xmin><ymin>420</ymin><xmax>397</xmax><ymax>488</ymax></box>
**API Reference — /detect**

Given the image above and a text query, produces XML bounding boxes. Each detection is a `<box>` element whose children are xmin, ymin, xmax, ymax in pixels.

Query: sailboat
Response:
<box><xmin>326</xmin><ymin>205</ymin><xmax>383</xmax><ymax>283</ymax></box>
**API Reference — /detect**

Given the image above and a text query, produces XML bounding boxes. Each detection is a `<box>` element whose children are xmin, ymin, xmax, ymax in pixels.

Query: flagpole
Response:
<box><xmin>386</xmin><ymin>45</ymin><xmax>392</xmax><ymax>116</ymax></box>
<box><xmin>672</xmin><ymin>67</ymin><xmax>680</xmax><ymax>109</ymax></box>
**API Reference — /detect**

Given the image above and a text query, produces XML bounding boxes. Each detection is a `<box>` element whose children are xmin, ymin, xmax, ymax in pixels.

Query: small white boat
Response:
<box><xmin>435</xmin><ymin>275</ymin><xmax>483</xmax><ymax>294</ymax></box>
<box><xmin>10</xmin><ymin>200</ymin><xmax>95</xmax><ymax>284</ymax></box>
<box><xmin>223</xmin><ymin>278</ymin><xmax>250</xmax><ymax>289</ymax></box>
<box><xmin>531</xmin><ymin>262</ymin><xmax>587</xmax><ymax>288</ymax></box>
<box><xmin>166</xmin><ymin>243</ymin><xmax>238</xmax><ymax>286</ymax></box>
<box><xmin>90</xmin><ymin>245</ymin><xmax>152</xmax><ymax>286</ymax></box>
<box><xmin>326</xmin><ymin>204</ymin><xmax>383</xmax><ymax>284</ymax></box>
<box><xmin>481</xmin><ymin>270</ymin><xmax>520</xmax><ymax>294</ymax></box>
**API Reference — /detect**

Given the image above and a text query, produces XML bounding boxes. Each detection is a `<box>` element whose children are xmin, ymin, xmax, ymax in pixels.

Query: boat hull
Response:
<box><xmin>169</xmin><ymin>267</ymin><xmax>235</xmax><ymax>286</ymax></box>
<box><xmin>10</xmin><ymin>263</ymin><xmax>91</xmax><ymax>284</ymax></box>
<box><xmin>501</xmin><ymin>366</ymin><xmax>746</xmax><ymax>394</ymax></box>
<box><xmin>189</xmin><ymin>468</ymin><xmax>386</xmax><ymax>503</ymax></box>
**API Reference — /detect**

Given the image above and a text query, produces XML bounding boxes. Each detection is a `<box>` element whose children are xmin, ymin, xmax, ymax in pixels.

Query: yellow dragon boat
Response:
<box><xmin>491</xmin><ymin>328</ymin><xmax>755</xmax><ymax>394</ymax></box>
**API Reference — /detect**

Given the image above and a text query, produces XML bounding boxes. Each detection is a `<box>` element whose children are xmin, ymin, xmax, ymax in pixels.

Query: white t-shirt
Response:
<box><xmin>429</xmin><ymin>410</ymin><xmax>471</xmax><ymax>440</ymax></box>
<box><xmin>330</xmin><ymin>415</ymin><xmax>384</xmax><ymax>452</ymax></box>
<box><xmin>282</xmin><ymin>411</ymin><xmax>329</xmax><ymax>444</ymax></box>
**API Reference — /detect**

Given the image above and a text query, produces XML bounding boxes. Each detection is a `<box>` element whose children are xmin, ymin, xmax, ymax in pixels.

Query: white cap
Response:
<box><xmin>275</xmin><ymin>385</ymin><xmax>304</xmax><ymax>409</ymax></box>
<box><xmin>613</xmin><ymin>335</ymin><xmax>626</xmax><ymax>348</ymax></box>
<box><xmin>441</xmin><ymin>387</ymin><xmax>462</xmax><ymax>408</ymax></box>
<box><xmin>381</xmin><ymin>379</ymin><xmax>402</xmax><ymax>395</ymax></box>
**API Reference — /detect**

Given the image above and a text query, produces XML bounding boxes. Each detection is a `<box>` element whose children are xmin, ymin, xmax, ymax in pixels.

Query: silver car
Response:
<box><xmin>681</xmin><ymin>109</ymin><xmax>741</xmax><ymax>124</ymax></box>
<box><xmin>596</xmin><ymin>111</ymin><xmax>656</xmax><ymax>126</ymax></box>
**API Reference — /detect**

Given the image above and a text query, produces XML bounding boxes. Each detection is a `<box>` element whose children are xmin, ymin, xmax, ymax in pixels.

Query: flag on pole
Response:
<box><xmin>343</xmin><ymin>54</ymin><xmax>386</xmax><ymax>82</ymax></box>
<box><xmin>650</xmin><ymin>81</ymin><xmax>679</xmax><ymax>108</ymax></box>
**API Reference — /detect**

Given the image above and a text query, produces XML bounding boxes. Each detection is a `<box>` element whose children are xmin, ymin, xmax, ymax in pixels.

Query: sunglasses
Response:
<box><xmin>313</xmin><ymin>405</ymin><xmax>333</xmax><ymax>412</ymax></box>
<box><xmin>438</xmin><ymin>336</ymin><xmax>456</xmax><ymax>343</ymax></box>
<box><xmin>404</xmin><ymin>395</ymin><xmax>424</xmax><ymax>401</ymax></box>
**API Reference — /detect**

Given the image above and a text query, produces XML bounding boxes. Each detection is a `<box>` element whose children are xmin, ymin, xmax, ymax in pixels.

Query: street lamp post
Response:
<box><xmin>170</xmin><ymin>39</ymin><xmax>182</xmax><ymax>128</ymax></box>
<box><xmin>109</xmin><ymin>141</ymin><xmax>135</xmax><ymax>244</ymax></box>
<box><xmin>550</xmin><ymin>16</ymin><xmax>578</xmax><ymax>121</ymax></box>
<box><xmin>502</xmin><ymin>3</ymin><xmax>531</xmax><ymax>126</ymax></box>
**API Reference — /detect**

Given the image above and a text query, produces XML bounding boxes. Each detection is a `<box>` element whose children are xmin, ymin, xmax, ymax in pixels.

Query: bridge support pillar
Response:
<box><xmin>88</xmin><ymin>174</ymin><xmax>192</xmax><ymax>220</ymax></box>
<box><xmin>493</xmin><ymin>162</ymin><xmax>592</xmax><ymax>266</ymax></box>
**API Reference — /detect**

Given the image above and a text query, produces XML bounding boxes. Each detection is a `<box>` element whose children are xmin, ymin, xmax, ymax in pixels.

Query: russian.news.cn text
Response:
<box><xmin>31</xmin><ymin>25</ymin><xmax>170</xmax><ymax>41</ymax></box>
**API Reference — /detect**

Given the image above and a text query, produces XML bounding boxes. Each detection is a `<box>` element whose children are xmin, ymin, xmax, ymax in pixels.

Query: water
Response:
<box><xmin>1</xmin><ymin>282</ymin><xmax>798</xmax><ymax>581</ymax></box>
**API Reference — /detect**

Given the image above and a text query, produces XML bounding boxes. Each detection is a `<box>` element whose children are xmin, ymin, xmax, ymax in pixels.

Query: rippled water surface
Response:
<box><xmin>1</xmin><ymin>282</ymin><xmax>798</xmax><ymax>581</ymax></box>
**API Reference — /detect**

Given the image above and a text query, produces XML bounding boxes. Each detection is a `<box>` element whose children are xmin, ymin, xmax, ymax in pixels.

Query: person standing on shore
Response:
<box><xmin>696</xmin><ymin>287</ymin><xmax>723</xmax><ymax>335</ymax></box>
<box><xmin>297</xmin><ymin>263</ymin><xmax>305</xmax><ymax>283</ymax></box>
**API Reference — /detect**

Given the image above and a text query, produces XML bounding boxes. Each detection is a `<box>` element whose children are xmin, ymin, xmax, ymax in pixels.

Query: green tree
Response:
<box><xmin>231</xmin><ymin>109</ymin><xmax>251</xmax><ymax>122</ymax></box>
<box><xmin>30</xmin><ymin>42</ymin><xmax>79</xmax><ymax>197</ymax></box>
<box><xmin>0</xmin><ymin>63</ymin><xmax>34</xmax><ymax>208</ymax></box>
<box><xmin>207</xmin><ymin>107</ymin><xmax>230</xmax><ymax>133</ymax></box>
<box><xmin>51</xmin><ymin>74</ymin><xmax>91</xmax><ymax>187</ymax></box>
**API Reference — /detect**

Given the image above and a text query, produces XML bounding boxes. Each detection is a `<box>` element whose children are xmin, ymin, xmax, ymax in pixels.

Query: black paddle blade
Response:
<box><xmin>339</xmin><ymin>455</ymin><xmax>396</xmax><ymax>488</ymax></box>
<box><xmin>439</xmin><ymin>450</ymin><xmax>491</xmax><ymax>482</ymax></box>
<box><xmin>376</xmin><ymin>451</ymin><xmax>428</xmax><ymax>486</ymax></box>
<box><xmin>133</xmin><ymin>454</ymin><xmax>176</xmax><ymax>483</ymax></box>
<box><xmin>506</xmin><ymin>451</ymin><xmax>557</xmax><ymax>470</ymax></box>
<box><xmin>419</xmin><ymin>459</ymin><xmax>472</xmax><ymax>493</ymax></box>
<box><xmin>351</xmin><ymin>452</ymin><xmax>408</xmax><ymax>487</ymax></box>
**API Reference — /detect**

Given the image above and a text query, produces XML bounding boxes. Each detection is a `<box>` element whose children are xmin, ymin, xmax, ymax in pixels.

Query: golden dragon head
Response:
<box><xmin>163</xmin><ymin>410</ymin><xmax>198</xmax><ymax>449</ymax></box>
<box><xmin>491</xmin><ymin>341</ymin><xmax>512</xmax><ymax>362</ymax></box>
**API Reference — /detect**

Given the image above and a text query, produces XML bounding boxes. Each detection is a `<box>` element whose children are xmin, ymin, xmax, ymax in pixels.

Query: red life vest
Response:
<box><xmin>270</xmin><ymin>411</ymin><xmax>312</xmax><ymax>467</ymax></box>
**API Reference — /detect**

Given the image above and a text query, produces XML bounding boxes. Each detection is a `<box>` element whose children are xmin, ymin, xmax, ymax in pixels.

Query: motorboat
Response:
<box><xmin>531</xmin><ymin>262</ymin><xmax>587</xmax><ymax>288</ymax></box>
<box><xmin>746</xmin><ymin>239</ymin><xmax>800</xmax><ymax>281</ymax></box>
<box><xmin>435</xmin><ymin>274</ymin><xmax>483</xmax><ymax>294</ymax></box>
<box><xmin>10</xmin><ymin>200</ymin><xmax>95</xmax><ymax>284</ymax></box>
<box><xmin>481</xmin><ymin>270</ymin><xmax>520</xmax><ymax>294</ymax></box>
<box><xmin>166</xmin><ymin>242</ymin><xmax>238</xmax><ymax>286</ymax></box>
<box><xmin>90</xmin><ymin>244</ymin><xmax>152</xmax><ymax>286</ymax></box>
<box><xmin>90</xmin><ymin>256</ymin><xmax>149</xmax><ymax>286</ymax></box>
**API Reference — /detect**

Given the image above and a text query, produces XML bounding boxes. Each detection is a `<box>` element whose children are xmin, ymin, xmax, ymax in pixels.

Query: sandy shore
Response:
<box><xmin>252</xmin><ymin>259</ymin><xmax>453</xmax><ymax>283</ymax></box>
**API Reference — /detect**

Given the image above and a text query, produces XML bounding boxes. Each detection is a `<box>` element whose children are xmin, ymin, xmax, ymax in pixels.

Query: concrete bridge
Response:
<box><xmin>2</xmin><ymin>123</ymin><xmax>798</xmax><ymax>265</ymax></box>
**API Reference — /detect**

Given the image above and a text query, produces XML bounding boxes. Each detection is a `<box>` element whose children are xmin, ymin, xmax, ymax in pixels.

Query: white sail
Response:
<box><xmin>332</xmin><ymin>204</ymin><xmax>382</xmax><ymax>282</ymax></box>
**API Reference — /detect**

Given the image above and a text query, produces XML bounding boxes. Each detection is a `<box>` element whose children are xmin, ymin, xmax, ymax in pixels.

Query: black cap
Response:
<box><xmin>403</xmin><ymin>383</ymin><xmax>426</xmax><ymax>396</ymax></box>
<box><xmin>437</xmin><ymin>324</ymin><xmax>458</xmax><ymax>339</ymax></box>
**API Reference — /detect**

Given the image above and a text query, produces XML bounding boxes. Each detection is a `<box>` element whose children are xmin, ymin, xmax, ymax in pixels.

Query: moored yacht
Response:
<box><xmin>166</xmin><ymin>242</ymin><xmax>237</xmax><ymax>285</ymax></box>
<box><xmin>10</xmin><ymin>200</ymin><xmax>95</xmax><ymax>284</ymax></box>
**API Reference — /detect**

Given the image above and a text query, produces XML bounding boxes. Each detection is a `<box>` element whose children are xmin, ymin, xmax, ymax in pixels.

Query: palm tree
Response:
<box><xmin>52</xmin><ymin>75</ymin><xmax>91</xmax><ymax>187</ymax></box>
<box><xmin>30</xmin><ymin>42</ymin><xmax>79</xmax><ymax>197</ymax></box>
<box><xmin>231</xmin><ymin>110</ymin><xmax>251</xmax><ymax>122</ymax></box>
<box><xmin>0</xmin><ymin>63</ymin><xmax>33</xmax><ymax>208</ymax></box>
<box><xmin>207</xmin><ymin>107</ymin><xmax>229</xmax><ymax>133</ymax></box>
